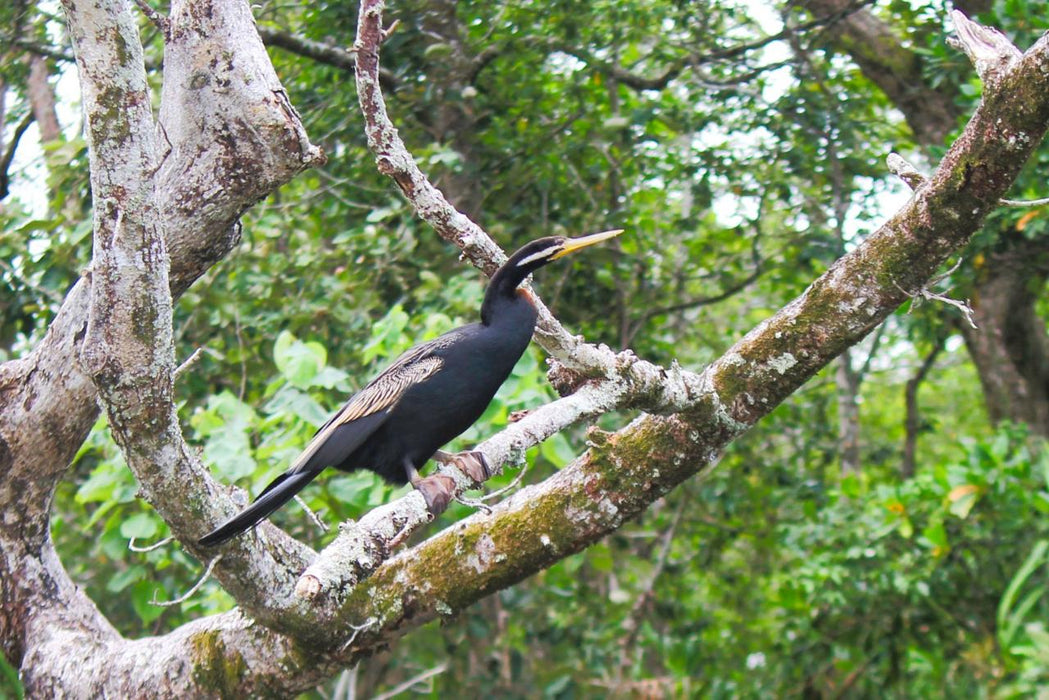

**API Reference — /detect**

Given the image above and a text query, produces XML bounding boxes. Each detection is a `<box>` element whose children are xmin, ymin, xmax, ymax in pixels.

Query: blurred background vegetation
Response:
<box><xmin>2</xmin><ymin>0</ymin><xmax>1048</xmax><ymax>696</ymax></box>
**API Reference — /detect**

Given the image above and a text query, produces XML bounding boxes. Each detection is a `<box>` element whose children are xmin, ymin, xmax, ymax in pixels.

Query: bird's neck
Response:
<box><xmin>480</xmin><ymin>264</ymin><xmax>533</xmax><ymax>326</ymax></box>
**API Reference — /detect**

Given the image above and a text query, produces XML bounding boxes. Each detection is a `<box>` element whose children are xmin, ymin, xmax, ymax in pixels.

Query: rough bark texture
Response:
<box><xmin>0</xmin><ymin>0</ymin><xmax>322</xmax><ymax>692</ymax></box>
<box><xmin>804</xmin><ymin>0</ymin><xmax>1049</xmax><ymax>437</ymax></box>
<box><xmin>2</xmin><ymin>1</ymin><xmax>1049</xmax><ymax>696</ymax></box>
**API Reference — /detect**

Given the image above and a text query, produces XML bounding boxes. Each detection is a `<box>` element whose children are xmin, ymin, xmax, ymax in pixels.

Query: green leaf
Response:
<box><xmin>841</xmin><ymin>474</ymin><xmax>862</xmax><ymax>498</ymax></box>
<box><xmin>273</xmin><ymin>332</ymin><xmax>328</xmax><ymax>389</ymax></box>
<box><xmin>203</xmin><ymin>427</ymin><xmax>257</xmax><ymax>482</ymax></box>
<box><xmin>921</xmin><ymin>520</ymin><xmax>948</xmax><ymax>550</ymax></box>
<box><xmin>120</xmin><ymin>512</ymin><xmax>159</xmax><ymax>540</ymax></box>
<box><xmin>898</xmin><ymin>517</ymin><xmax>914</xmax><ymax>540</ymax></box>
<box><xmin>946</xmin><ymin>483</ymin><xmax>981</xmax><ymax>519</ymax></box>
<box><xmin>263</xmin><ymin>385</ymin><xmax>330</xmax><ymax>427</ymax></box>
<box><xmin>999</xmin><ymin>540</ymin><xmax>1049</xmax><ymax>652</ymax></box>
<box><xmin>76</xmin><ymin>464</ymin><xmax>134</xmax><ymax>505</ymax></box>
<box><xmin>106</xmin><ymin>565</ymin><xmax>147</xmax><ymax>593</ymax></box>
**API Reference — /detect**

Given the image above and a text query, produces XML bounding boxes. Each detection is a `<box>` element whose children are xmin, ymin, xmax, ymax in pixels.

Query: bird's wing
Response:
<box><xmin>286</xmin><ymin>342</ymin><xmax>448</xmax><ymax>476</ymax></box>
<box><xmin>199</xmin><ymin>336</ymin><xmax>456</xmax><ymax>546</ymax></box>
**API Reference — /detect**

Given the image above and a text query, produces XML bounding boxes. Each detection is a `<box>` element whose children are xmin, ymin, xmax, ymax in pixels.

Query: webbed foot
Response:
<box><xmin>433</xmin><ymin>449</ymin><xmax>491</xmax><ymax>484</ymax></box>
<box><xmin>411</xmin><ymin>474</ymin><xmax>456</xmax><ymax>515</ymax></box>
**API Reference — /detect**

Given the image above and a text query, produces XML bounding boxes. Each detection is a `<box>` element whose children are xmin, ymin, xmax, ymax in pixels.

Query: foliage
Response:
<box><xmin>4</xmin><ymin>0</ymin><xmax>1049</xmax><ymax>696</ymax></box>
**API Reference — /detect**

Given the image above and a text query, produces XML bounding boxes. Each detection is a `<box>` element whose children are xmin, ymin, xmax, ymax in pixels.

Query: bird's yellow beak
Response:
<box><xmin>551</xmin><ymin>229</ymin><xmax>623</xmax><ymax>260</ymax></box>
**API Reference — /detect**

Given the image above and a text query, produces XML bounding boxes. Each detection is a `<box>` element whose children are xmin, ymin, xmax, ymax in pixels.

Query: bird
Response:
<box><xmin>199</xmin><ymin>229</ymin><xmax>622</xmax><ymax>546</ymax></box>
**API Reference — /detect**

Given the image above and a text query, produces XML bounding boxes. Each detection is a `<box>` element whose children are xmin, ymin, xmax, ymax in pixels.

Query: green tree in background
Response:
<box><xmin>1</xmin><ymin>0</ymin><xmax>1048</xmax><ymax>696</ymax></box>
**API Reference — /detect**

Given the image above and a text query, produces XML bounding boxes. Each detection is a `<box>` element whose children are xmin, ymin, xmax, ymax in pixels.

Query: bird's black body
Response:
<box><xmin>199</xmin><ymin>231</ymin><xmax>619</xmax><ymax>547</ymax></box>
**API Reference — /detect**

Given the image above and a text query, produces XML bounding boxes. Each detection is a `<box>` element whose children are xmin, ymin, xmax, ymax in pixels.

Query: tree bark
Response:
<box><xmin>958</xmin><ymin>239</ymin><xmax>1049</xmax><ymax>433</ymax></box>
<box><xmin>801</xmin><ymin>0</ymin><xmax>1049</xmax><ymax>438</ymax></box>
<box><xmin>2</xmin><ymin>3</ymin><xmax>1049</xmax><ymax>696</ymax></box>
<box><xmin>25</xmin><ymin>54</ymin><xmax>61</xmax><ymax>144</ymax></box>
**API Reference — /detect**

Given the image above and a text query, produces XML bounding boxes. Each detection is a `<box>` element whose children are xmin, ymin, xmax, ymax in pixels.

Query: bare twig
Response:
<box><xmin>294</xmin><ymin>494</ymin><xmax>330</xmax><ymax>534</ymax></box>
<box><xmin>896</xmin><ymin>258</ymin><xmax>976</xmax><ymax>328</ymax></box>
<box><xmin>340</xmin><ymin>617</ymin><xmax>378</xmax><ymax>651</ymax></box>
<box><xmin>151</xmin><ymin>556</ymin><xmax>222</xmax><ymax>607</ymax></box>
<box><xmin>899</xmin><ymin>282</ymin><xmax>977</xmax><ymax>329</ymax></box>
<box><xmin>129</xmin><ymin>536</ymin><xmax>174</xmax><ymax>553</ymax></box>
<box><xmin>454</xmin><ymin>461</ymin><xmax>531</xmax><ymax>511</ymax></box>
<box><xmin>1000</xmin><ymin>196</ymin><xmax>1049</xmax><ymax>207</ymax></box>
<box><xmin>370</xmin><ymin>662</ymin><xmax>449</xmax><ymax>700</ymax></box>
<box><xmin>173</xmin><ymin>348</ymin><xmax>204</xmax><ymax>382</ymax></box>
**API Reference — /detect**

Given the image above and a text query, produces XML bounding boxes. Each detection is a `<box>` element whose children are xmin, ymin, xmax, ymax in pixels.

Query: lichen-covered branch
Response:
<box><xmin>290</xmin><ymin>9</ymin><xmax>1049</xmax><ymax>665</ymax></box>
<box><xmin>0</xmin><ymin>0</ymin><xmax>324</xmax><ymax>692</ymax></box>
<box><xmin>948</xmin><ymin>10</ymin><xmax>1021</xmax><ymax>88</ymax></box>
<box><xmin>4</xmin><ymin>3</ymin><xmax>1049</xmax><ymax>696</ymax></box>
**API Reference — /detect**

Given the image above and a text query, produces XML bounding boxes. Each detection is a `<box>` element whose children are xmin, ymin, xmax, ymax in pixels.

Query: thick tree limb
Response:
<box><xmin>286</xmin><ymin>5</ymin><xmax>1049</xmax><ymax>654</ymax></box>
<box><xmin>0</xmin><ymin>0</ymin><xmax>323</xmax><ymax>689</ymax></box>
<box><xmin>18</xmin><ymin>0</ymin><xmax>164</xmax><ymax>689</ymax></box>
<box><xmin>4</xmin><ymin>3</ymin><xmax>1049</xmax><ymax>696</ymax></box>
<box><xmin>799</xmin><ymin>0</ymin><xmax>960</xmax><ymax>145</ymax></box>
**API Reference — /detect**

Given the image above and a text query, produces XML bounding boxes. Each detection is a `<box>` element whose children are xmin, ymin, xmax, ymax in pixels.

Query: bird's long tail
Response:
<box><xmin>198</xmin><ymin>470</ymin><xmax>319</xmax><ymax>546</ymax></box>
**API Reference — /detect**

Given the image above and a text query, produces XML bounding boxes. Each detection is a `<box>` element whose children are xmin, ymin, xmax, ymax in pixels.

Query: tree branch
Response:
<box><xmin>278</xmin><ymin>9</ymin><xmax>1049</xmax><ymax>674</ymax></box>
<box><xmin>0</xmin><ymin>0</ymin><xmax>325</xmax><ymax>689</ymax></box>
<box><xmin>0</xmin><ymin>111</ymin><xmax>33</xmax><ymax>200</ymax></box>
<box><xmin>902</xmin><ymin>336</ymin><xmax>945</xmax><ymax>479</ymax></box>
<box><xmin>256</xmin><ymin>25</ymin><xmax>397</xmax><ymax>92</ymax></box>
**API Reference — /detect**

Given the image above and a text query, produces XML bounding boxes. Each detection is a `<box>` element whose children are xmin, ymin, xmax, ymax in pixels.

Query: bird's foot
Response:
<box><xmin>412</xmin><ymin>474</ymin><xmax>456</xmax><ymax>515</ymax></box>
<box><xmin>434</xmin><ymin>449</ymin><xmax>491</xmax><ymax>484</ymax></box>
<box><xmin>508</xmin><ymin>409</ymin><xmax>533</xmax><ymax>423</ymax></box>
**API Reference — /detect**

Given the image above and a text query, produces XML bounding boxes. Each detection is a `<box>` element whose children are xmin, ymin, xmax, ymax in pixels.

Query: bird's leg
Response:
<box><xmin>405</xmin><ymin>461</ymin><xmax>455</xmax><ymax>515</ymax></box>
<box><xmin>432</xmin><ymin>449</ymin><xmax>491</xmax><ymax>484</ymax></box>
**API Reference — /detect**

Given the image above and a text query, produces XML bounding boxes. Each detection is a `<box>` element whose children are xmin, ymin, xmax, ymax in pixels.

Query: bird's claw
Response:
<box><xmin>413</xmin><ymin>474</ymin><xmax>456</xmax><ymax>515</ymax></box>
<box><xmin>436</xmin><ymin>450</ymin><xmax>491</xmax><ymax>484</ymax></box>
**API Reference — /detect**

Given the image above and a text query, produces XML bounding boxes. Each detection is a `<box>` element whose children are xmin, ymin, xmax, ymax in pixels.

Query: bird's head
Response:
<box><xmin>482</xmin><ymin>229</ymin><xmax>623</xmax><ymax>324</ymax></box>
<box><xmin>505</xmin><ymin>229</ymin><xmax>624</xmax><ymax>276</ymax></box>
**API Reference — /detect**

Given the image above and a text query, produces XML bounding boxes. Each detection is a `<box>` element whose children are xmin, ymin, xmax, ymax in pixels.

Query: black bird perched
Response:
<box><xmin>199</xmin><ymin>229</ymin><xmax>622</xmax><ymax>546</ymax></box>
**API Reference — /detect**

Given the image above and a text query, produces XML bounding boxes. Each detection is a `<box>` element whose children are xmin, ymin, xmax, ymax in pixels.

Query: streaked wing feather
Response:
<box><xmin>337</xmin><ymin>355</ymin><xmax>443</xmax><ymax>424</ymax></box>
<box><xmin>289</xmin><ymin>339</ymin><xmax>450</xmax><ymax>475</ymax></box>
